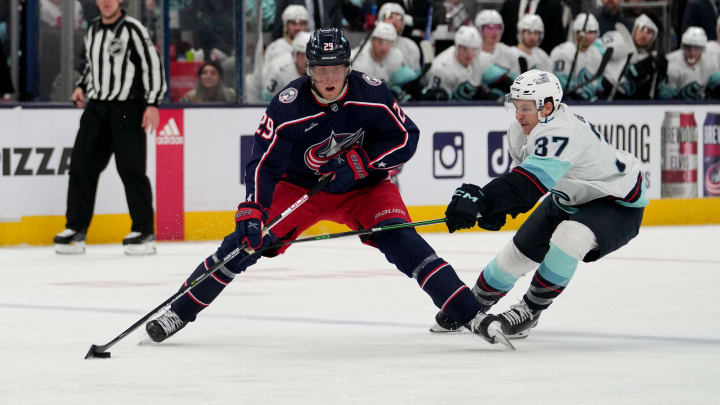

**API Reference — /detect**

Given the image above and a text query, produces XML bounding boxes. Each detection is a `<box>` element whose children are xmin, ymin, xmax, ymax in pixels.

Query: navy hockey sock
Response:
<box><xmin>523</xmin><ymin>243</ymin><xmax>578</xmax><ymax>312</ymax></box>
<box><xmin>171</xmin><ymin>254</ymin><xmax>237</xmax><ymax>321</ymax></box>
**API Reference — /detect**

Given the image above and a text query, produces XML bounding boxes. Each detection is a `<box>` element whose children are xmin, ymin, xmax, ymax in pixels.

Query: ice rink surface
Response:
<box><xmin>1</xmin><ymin>225</ymin><xmax>719</xmax><ymax>404</ymax></box>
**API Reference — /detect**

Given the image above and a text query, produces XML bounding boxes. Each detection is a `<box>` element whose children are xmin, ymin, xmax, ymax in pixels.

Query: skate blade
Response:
<box><xmin>55</xmin><ymin>242</ymin><xmax>86</xmax><ymax>255</ymax></box>
<box><xmin>137</xmin><ymin>333</ymin><xmax>157</xmax><ymax>346</ymax></box>
<box><xmin>124</xmin><ymin>243</ymin><xmax>157</xmax><ymax>256</ymax></box>
<box><xmin>488</xmin><ymin>323</ymin><xmax>516</xmax><ymax>350</ymax></box>
<box><xmin>429</xmin><ymin>322</ymin><xmax>466</xmax><ymax>334</ymax></box>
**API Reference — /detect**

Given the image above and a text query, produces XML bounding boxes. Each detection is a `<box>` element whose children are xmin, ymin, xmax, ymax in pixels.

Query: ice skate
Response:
<box><xmin>467</xmin><ymin>312</ymin><xmax>515</xmax><ymax>350</ymax></box>
<box><xmin>429</xmin><ymin>311</ymin><xmax>464</xmax><ymax>333</ymax></box>
<box><xmin>496</xmin><ymin>300</ymin><xmax>540</xmax><ymax>339</ymax></box>
<box><xmin>54</xmin><ymin>229</ymin><xmax>86</xmax><ymax>254</ymax></box>
<box><xmin>145</xmin><ymin>309</ymin><xmax>187</xmax><ymax>343</ymax></box>
<box><xmin>123</xmin><ymin>232</ymin><xmax>156</xmax><ymax>255</ymax></box>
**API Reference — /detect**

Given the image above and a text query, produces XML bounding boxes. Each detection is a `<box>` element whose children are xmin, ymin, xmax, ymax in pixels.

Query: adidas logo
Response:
<box><xmin>157</xmin><ymin>118</ymin><xmax>184</xmax><ymax>145</ymax></box>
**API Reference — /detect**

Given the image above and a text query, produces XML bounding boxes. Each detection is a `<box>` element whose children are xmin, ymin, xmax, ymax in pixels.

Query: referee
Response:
<box><xmin>54</xmin><ymin>0</ymin><xmax>166</xmax><ymax>255</ymax></box>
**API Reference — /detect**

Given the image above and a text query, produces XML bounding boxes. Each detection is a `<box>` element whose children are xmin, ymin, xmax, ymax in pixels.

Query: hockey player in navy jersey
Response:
<box><xmin>431</xmin><ymin>70</ymin><xmax>647</xmax><ymax>343</ymax></box>
<box><xmin>145</xmin><ymin>28</ymin><xmax>507</xmax><ymax>347</ymax></box>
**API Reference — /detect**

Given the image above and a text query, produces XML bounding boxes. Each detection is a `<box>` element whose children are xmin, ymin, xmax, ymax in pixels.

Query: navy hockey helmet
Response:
<box><xmin>306</xmin><ymin>28</ymin><xmax>351</xmax><ymax>67</ymax></box>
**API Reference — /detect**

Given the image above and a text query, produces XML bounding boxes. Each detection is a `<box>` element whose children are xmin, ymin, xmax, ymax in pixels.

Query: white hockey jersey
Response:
<box><xmin>480</xmin><ymin>42</ymin><xmax>517</xmax><ymax>71</ymax></box>
<box><xmin>263</xmin><ymin>38</ymin><xmax>293</xmax><ymax>77</ymax></box>
<box><xmin>351</xmin><ymin>45</ymin><xmax>404</xmax><ymax>84</ymax></box>
<box><xmin>396</xmin><ymin>36</ymin><xmax>421</xmax><ymax>72</ymax></box>
<box><xmin>423</xmin><ymin>45</ymin><xmax>476</xmax><ymax>98</ymax></box>
<box><xmin>510</xmin><ymin>46</ymin><xmax>552</xmax><ymax>73</ymax></box>
<box><xmin>550</xmin><ymin>41</ymin><xmax>605</xmax><ymax>94</ymax></box>
<box><xmin>261</xmin><ymin>53</ymin><xmax>302</xmax><ymax>102</ymax></box>
<box><xmin>507</xmin><ymin>103</ymin><xmax>647</xmax><ymax>207</ymax></box>
<box><xmin>658</xmin><ymin>49</ymin><xmax>720</xmax><ymax>100</ymax></box>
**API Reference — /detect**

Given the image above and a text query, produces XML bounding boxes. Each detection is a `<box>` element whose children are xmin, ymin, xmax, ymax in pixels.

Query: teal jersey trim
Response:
<box><xmin>482</xmin><ymin>63</ymin><xmax>511</xmax><ymax>86</ymax></box>
<box><xmin>520</xmin><ymin>155</ymin><xmax>572</xmax><ymax>190</ymax></box>
<box><xmin>593</xmin><ymin>39</ymin><xmax>606</xmax><ymax>55</ymax></box>
<box><xmin>483</xmin><ymin>258</ymin><xmax>518</xmax><ymax>291</ymax></box>
<box><xmin>537</xmin><ymin>243</ymin><xmax>579</xmax><ymax>287</ymax></box>
<box><xmin>616</xmin><ymin>180</ymin><xmax>650</xmax><ymax>208</ymax></box>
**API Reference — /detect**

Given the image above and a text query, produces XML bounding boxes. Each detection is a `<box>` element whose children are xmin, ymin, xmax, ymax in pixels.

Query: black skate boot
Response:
<box><xmin>145</xmin><ymin>309</ymin><xmax>187</xmax><ymax>343</ymax></box>
<box><xmin>123</xmin><ymin>232</ymin><xmax>156</xmax><ymax>256</ymax></box>
<box><xmin>429</xmin><ymin>311</ymin><xmax>464</xmax><ymax>333</ymax></box>
<box><xmin>54</xmin><ymin>229</ymin><xmax>86</xmax><ymax>254</ymax></box>
<box><xmin>467</xmin><ymin>312</ymin><xmax>515</xmax><ymax>350</ymax></box>
<box><xmin>496</xmin><ymin>300</ymin><xmax>541</xmax><ymax>339</ymax></box>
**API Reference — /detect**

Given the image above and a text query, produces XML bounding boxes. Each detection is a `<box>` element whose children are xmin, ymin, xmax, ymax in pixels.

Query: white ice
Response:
<box><xmin>1</xmin><ymin>226</ymin><xmax>719</xmax><ymax>404</ymax></box>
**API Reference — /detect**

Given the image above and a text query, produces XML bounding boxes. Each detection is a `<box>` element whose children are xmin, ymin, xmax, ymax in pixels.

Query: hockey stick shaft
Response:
<box><xmin>565</xmin><ymin>46</ymin><xmax>613</xmax><ymax>94</ymax></box>
<box><xmin>608</xmin><ymin>53</ymin><xmax>633</xmax><ymax>101</ymax></box>
<box><xmin>271</xmin><ymin>218</ymin><xmax>447</xmax><ymax>247</ymax></box>
<box><xmin>84</xmin><ymin>175</ymin><xmax>332</xmax><ymax>358</ymax></box>
<box><xmin>565</xmin><ymin>13</ymin><xmax>590</xmax><ymax>93</ymax></box>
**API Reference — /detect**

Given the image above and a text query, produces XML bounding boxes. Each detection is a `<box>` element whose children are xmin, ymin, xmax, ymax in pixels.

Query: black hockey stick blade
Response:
<box><xmin>85</xmin><ymin>344</ymin><xmax>111</xmax><ymax>359</ymax></box>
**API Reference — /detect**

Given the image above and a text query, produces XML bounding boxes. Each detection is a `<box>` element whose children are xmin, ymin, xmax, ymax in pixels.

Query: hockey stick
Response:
<box><xmin>518</xmin><ymin>56</ymin><xmax>528</xmax><ymax>73</ymax></box>
<box><xmin>271</xmin><ymin>218</ymin><xmax>447</xmax><ymax>248</ymax></box>
<box><xmin>399</xmin><ymin>6</ymin><xmax>435</xmax><ymax>100</ymax></box>
<box><xmin>84</xmin><ymin>174</ymin><xmax>333</xmax><ymax>359</ymax></box>
<box><xmin>608</xmin><ymin>52</ymin><xmax>633</xmax><ymax>101</ymax></box>
<box><xmin>565</xmin><ymin>46</ymin><xmax>613</xmax><ymax>95</ymax></box>
<box><xmin>351</xmin><ymin>28</ymin><xmax>374</xmax><ymax>65</ymax></box>
<box><xmin>565</xmin><ymin>13</ymin><xmax>590</xmax><ymax>93</ymax></box>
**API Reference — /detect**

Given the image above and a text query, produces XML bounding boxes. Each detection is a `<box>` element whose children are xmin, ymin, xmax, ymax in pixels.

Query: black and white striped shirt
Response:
<box><xmin>76</xmin><ymin>11</ymin><xmax>166</xmax><ymax>105</ymax></box>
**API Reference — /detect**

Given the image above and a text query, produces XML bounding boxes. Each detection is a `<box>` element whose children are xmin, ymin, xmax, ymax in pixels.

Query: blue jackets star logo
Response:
<box><xmin>304</xmin><ymin>128</ymin><xmax>365</xmax><ymax>171</ymax></box>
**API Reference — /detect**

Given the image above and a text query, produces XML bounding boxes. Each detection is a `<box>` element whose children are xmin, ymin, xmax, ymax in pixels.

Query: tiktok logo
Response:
<box><xmin>487</xmin><ymin>131</ymin><xmax>511</xmax><ymax>177</ymax></box>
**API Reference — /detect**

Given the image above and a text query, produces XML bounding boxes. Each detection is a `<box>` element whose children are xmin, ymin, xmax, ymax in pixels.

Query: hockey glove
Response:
<box><xmin>445</xmin><ymin>183</ymin><xmax>487</xmax><ymax>233</ymax></box>
<box><xmin>318</xmin><ymin>146</ymin><xmax>373</xmax><ymax>193</ymax></box>
<box><xmin>477</xmin><ymin>213</ymin><xmax>506</xmax><ymax>231</ymax></box>
<box><xmin>235</xmin><ymin>201</ymin><xmax>268</xmax><ymax>250</ymax></box>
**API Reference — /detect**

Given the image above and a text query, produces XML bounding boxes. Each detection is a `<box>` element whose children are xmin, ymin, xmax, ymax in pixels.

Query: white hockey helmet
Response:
<box><xmin>682</xmin><ymin>26</ymin><xmax>708</xmax><ymax>47</ymax></box>
<box><xmin>633</xmin><ymin>14</ymin><xmax>658</xmax><ymax>38</ymax></box>
<box><xmin>282</xmin><ymin>5</ymin><xmax>309</xmax><ymax>25</ymax></box>
<box><xmin>454</xmin><ymin>25</ymin><xmax>482</xmax><ymax>49</ymax></box>
<box><xmin>506</xmin><ymin>69</ymin><xmax>563</xmax><ymax>118</ymax></box>
<box><xmin>572</xmin><ymin>13</ymin><xmax>599</xmax><ymax>33</ymax></box>
<box><xmin>475</xmin><ymin>9</ymin><xmax>504</xmax><ymax>34</ymax></box>
<box><xmin>378</xmin><ymin>2</ymin><xmax>405</xmax><ymax>20</ymax></box>
<box><xmin>516</xmin><ymin>14</ymin><xmax>545</xmax><ymax>43</ymax></box>
<box><xmin>292</xmin><ymin>31</ymin><xmax>311</xmax><ymax>53</ymax></box>
<box><xmin>372</xmin><ymin>22</ymin><xmax>398</xmax><ymax>42</ymax></box>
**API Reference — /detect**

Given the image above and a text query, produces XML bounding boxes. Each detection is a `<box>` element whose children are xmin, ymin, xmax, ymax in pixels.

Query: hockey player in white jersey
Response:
<box><xmin>378</xmin><ymin>2</ymin><xmax>421</xmax><ymax>73</ymax></box>
<box><xmin>431</xmin><ymin>70</ymin><xmax>648</xmax><ymax>343</ymax></box>
<box><xmin>475</xmin><ymin>10</ymin><xmax>516</xmax><ymax>70</ymax></box>
<box><xmin>261</xmin><ymin>32</ymin><xmax>310</xmax><ymax>102</ymax></box>
<box><xmin>421</xmin><ymin>25</ymin><xmax>480</xmax><ymax>100</ymax></box>
<box><xmin>658</xmin><ymin>27</ymin><xmax>720</xmax><ymax>100</ymax></box>
<box><xmin>351</xmin><ymin>22</ymin><xmax>410</xmax><ymax>90</ymax></box>
<box><xmin>551</xmin><ymin>13</ymin><xmax>605</xmax><ymax>100</ymax></box>
<box><xmin>511</xmin><ymin>14</ymin><xmax>552</xmax><ymax>73</ymax></box>
<box><xmin>263</xmin><ymin>5</ymin><xmax>309</xmax><ymax>78</ymax></box>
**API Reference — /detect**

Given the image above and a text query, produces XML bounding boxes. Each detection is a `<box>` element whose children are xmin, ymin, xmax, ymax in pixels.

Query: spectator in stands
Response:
<box><xmin>352</xmin><ymin>22</ymin><xmax>417</xmax><ymax>95</ymax></box>
<box><xmin>41</xmin><ymin>0</ymin><xmax>84</xmax><ymax>28</ymax></box>
<box><xmin>551</xmin><ymin>13</ymin><xmax>605</xmax><ymax>101</ymax></box>
<box><xmin>421</xmin><ymin>25</ymin><xmax>480</xmax><ymax>100</ymax></box>
<box><xmin>658</xmin><ymin>26</ymin><xmax>720</xmax><ymax>100</ymax></box>
<box><xmin>681</xmin><ymin>0</ymin><xmax>718</xmax><ymax>41</ymax></box>
<box><xmin>0</xmin><ymin>39</ymin><xmax>13</xmax><ymax>101</ymax></box>
<box><xmin>499</xmin><ymin>0</ymin><xmax>565</xmax><ymax>54</ymax></box>
<box><xmin>261</xmin><ymin>31</ymin><xmax>310</xmax><ymax>102</ymax></box>
<box><xmin>378</xmin><ymin>2</ymin><xmax>421</xmax><ymax>72</ymax></box>
<box><xmin>378</xmin><ymin>0</ymin><xmax>445</xmax><ymax>39</ymax></box>
<box><xmin>592</xmin><ymin>0</ymin><xmax>632</xmax><ymax>35</ymax></box>
<box><xmin>265</xmin><ymin>5</ymin><xmax>309</xmax><ymax>77</ymax></box>
<box><xmin>511</xmin><ymin>14</ymin><xmax>552</xmax><ymax>73</ymax></box>
<box><xmin>617</xmin><ymin>13</ymin><xmax>667</xmax><ymax>99</ymax></box>
<box><xmin>272</xmin><ymin>0</ymin><xmax>343</xmax><ymax>40</ymax></box>
<box><xmin>444</xmin><ymin>0</ymin><xmax>470</xmax><ymax>32</ymax></box>
<box><xmin>181</xmin><ymin>61</ymin><xmax>236</xmax><ymax>103</ymax></box>
<box><xmin>184</xmin><ymin>0</ymin><xmax>236</xmax><ymax>56</ymax></box>
<box><xmin>475</xmin><ymin>10</ymin><xmax>516</xmax><ymax>71</ymax></box>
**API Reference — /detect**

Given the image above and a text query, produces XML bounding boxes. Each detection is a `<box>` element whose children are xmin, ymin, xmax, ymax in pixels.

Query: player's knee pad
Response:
<box><xmin>495</xmin><ymin>239</ymin><xmax>540</xmax><ymax>279</ymax></box>
<box><xmin>550</xmin><ymin>220</ymin><xmax>597</xmax><ymax>261</ymax></box>
<box><xmin>370</xmin><ymin>223</ymin><xmax>435</xmax><ymax>277</ymax></box>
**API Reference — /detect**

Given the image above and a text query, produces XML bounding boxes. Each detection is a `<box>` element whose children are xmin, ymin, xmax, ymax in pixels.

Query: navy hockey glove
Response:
<box><xmin>445</xmin><ymin>183</ymin><xmax>486</xmax><ymax>233</ymax></box>
<box><xmin>235</xmin><ymin>201</ymin><xmax>268</xmax><ymax>250</ymax></box>
<box><xmin>319</xmin><ymin>146</ymin><xmax>373</xmax><ymax>193</ymax></box>
<box><xmin>477</xmin><ymin>213</ymin><xmax>506</xmax><ymax>231</ymax></box>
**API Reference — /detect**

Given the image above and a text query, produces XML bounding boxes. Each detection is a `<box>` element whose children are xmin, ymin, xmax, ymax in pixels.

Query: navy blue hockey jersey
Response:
<box><xmin>245</xmin><ymin>71</ymin><xmax>420</xmax><ymax>208</ymax></box>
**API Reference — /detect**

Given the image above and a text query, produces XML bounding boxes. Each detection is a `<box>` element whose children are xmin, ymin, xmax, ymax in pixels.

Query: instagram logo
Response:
<box><xmin>433</xmin><ymin>132</ymin><xmax>464</xmax><ymax>179</ymax></box>
<box><xmin>488</xmin><ymin>130</ymin><xmax>511</xmax><ymax>177</ymax></box>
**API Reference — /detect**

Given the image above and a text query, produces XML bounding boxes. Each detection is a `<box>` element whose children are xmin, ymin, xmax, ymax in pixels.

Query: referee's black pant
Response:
<box><xmin>65</xmin><ymin>100</ymin><xmax>154</xmax><ymax>235</ymax></box>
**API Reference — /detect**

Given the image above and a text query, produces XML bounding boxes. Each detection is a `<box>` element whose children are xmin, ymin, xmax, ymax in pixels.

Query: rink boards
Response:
<box><xmin>1</xmin><ymin>104</ymin><xmax>719</xmax><ymax>245</ymax></box>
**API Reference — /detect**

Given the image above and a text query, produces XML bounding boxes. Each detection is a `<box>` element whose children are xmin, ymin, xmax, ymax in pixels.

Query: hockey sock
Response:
<box><xmin>413</xmin><ymin>256</ymin><xmax>483</xmax><ymax>325</ymax></box>
<box><xmin>472</xmin><ymin>266</ymin><xmax>511</xmax><ymax>310</ymax></box>
<box><xmin>171</xmin><ymin>254</ymin><xmax>237</xmax><ymax>321</ymax></box>
<box><xmin>523</xmin><ymin>243</ymin><xmax>578</xmax><ymax>312</ymax></box>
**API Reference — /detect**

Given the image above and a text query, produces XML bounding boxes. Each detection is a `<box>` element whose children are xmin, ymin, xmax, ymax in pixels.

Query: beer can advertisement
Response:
<box><xmin>704</xmin><ymin>112</ymin><xmax>720</xmax><ymax>196</ymax></box>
